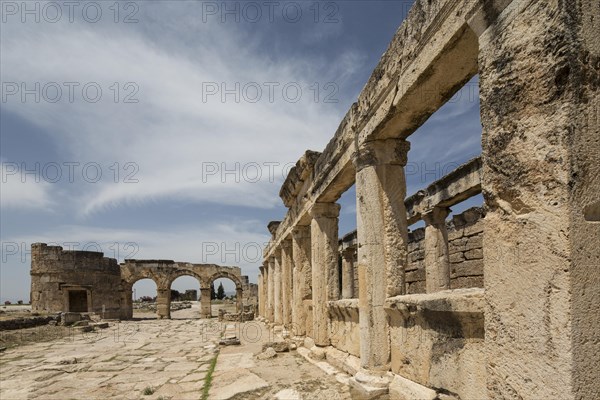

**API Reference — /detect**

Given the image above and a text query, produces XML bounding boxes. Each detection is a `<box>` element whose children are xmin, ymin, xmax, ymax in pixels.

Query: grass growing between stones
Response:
<box><xmin>200</xmin><ymin>355</ymin><xmax>218</xmax><ymax>400</ymax></box>
<box><xmin>142</xmin><ymin>386</ymin><xmax>154</xmax><ymax>395</ymax></box>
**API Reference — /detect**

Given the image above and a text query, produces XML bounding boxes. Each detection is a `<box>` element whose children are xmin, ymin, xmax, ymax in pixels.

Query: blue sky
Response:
<box><xmin>0</xmin><ymin>1</ymin><xmax>482</xmax><ymax>301</ymax></box>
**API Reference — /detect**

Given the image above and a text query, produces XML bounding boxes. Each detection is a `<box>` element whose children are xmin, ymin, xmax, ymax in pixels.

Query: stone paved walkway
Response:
<box><xmin>1</xmin><ymin>307</ymin><xmax>356</xmax><ymax>400</ymax></box>
<box><xmin>0</xmin><ymin>309</ymin><xmax>220</xmax><ymax>400</ymax></box>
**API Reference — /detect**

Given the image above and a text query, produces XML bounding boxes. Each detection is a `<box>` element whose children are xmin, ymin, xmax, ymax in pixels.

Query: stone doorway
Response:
<box><xmin>68</xmin><ymin>290</ymin><xmax>88</xmax><ymax>312</ymax></box>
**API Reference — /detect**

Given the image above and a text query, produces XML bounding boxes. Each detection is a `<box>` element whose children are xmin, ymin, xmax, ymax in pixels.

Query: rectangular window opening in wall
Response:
<box><xmin>403</xmin><ymin>74</ymin><xmax>484</xmax><ymax>294</ymax></box>
<box><xmin>337</xmin><ymin>184</ymin><xmax>358</xmax><ymax>300</ymax></box>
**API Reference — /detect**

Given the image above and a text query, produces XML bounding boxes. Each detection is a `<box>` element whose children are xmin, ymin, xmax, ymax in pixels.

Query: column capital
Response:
<box><xmin>353</xmin><ymin>138</ymin><xmax>411</xmax><ymax>171</ymax></box>
<box><xmin>342</xmin><ymin>246</ymin><xmax>356</xmax><ymax>260</ymax></box>
<box><xmin>292</xmin><ymin>224</ymin><xmax>311</xmax><ymax>239</ymax></box>
<box><xmin>309</xmin><ymin>202</ymin><xmax>340</xmax><ymax>219</ymax></box>
<box><xmin>269</xmin><ymin>245</ymin><xmax>282</xmax><ymax>258</ymax></box>
<box><xmin>422</xmin><ymin>206</ymin><xmax>451</xmax><ymax>225</ymax></box>
<box><xmin>281</xmin><ymin>238</ymin><xmax>293</xmax><ymax>250</ymax></box>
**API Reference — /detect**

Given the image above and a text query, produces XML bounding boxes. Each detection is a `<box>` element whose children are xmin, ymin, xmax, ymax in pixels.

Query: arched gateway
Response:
<box><xmin>30</xmin><ymin>243</ymin><xmax>253</xmax><ymax>320</ymax></box>
<box><xmin>121</xmin><ymin>260</ymin><xmax>244</xmax><ymax>319</ymax></box>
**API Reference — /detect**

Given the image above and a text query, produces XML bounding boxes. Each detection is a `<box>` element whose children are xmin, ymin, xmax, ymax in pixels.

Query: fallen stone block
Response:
<box><xmin>257</xmin><ymin>347</ymin><xmax>277</xmax><ymax>360</ymax></box>
<box><xmin>262</xmin><ymin>341</ymin><xmax>290</xmax><ymax>353</ymax></box>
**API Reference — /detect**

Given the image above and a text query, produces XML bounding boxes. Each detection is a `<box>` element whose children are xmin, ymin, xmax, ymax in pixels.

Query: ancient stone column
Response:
<box><xmin>422</xmin><ymin>207</ymin><xmax>451</xmax><ymax>293</ymax></box>
<box><xmin>200</xmin><ymin>288</ymin><xmax>211</xmax><ymax>318</ymax></box>
<box><xmin>310</xmin><ymin>202</ymin><xmax>340</xmax><ymax>346</ymax></box>
<box><xmin>258</xmin><ymin>266</ymin><xmax>264</xmax><ymax>317</ymax></box>
<box><xmin>156</xmin><ymin>287</ymin><xmax>171</xmax><ymax>319</ymax></box>
<box><xmin>292</xmin><ymin>225</ymin><xmax>311</xmax><ymax>336</ymax></box>
<box><xmin>341</xmin><ymin>247</ymin><xmax>355</xmax><ymax>299</ymax></box>
<box><xmin>267</xmin><ymin>256</ymin><xmax>275</xmax><ymax>322</ymax></box>
<box><xmin>281</xmin><ymin>239</ymin><xmax>293</xmax><ymax>328</ymax></box>
<box><xmin>273</xmin><ymin>248</ymin><xmax>283</xmax><ymax>325</ymax></box>
<box><xmin>354</xmin><ymin>138</ymin><xmax>410</xmax><ymax>371</ymax></box>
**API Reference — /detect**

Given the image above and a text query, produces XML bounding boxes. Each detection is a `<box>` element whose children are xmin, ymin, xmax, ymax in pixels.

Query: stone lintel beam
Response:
<box><xmin>406</xmin><ymin>157</ymin><xmax>482</xmax><ymax>225</ymax></box>
<box><xmin>279</xmin><ymin>150</ymin><xmax>322</xmax><ymax>208</ymax></box>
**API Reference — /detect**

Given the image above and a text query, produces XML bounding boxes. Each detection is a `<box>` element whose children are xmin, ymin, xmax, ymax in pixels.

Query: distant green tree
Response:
<box><xmin>217</xmin><ymin>282</ymin><xmax>225</xmax><ymax>300</ymax></box>
<box><xmin>170</xmin><ymin>289</ymin><xmax>180</xmax><ymax>301</ymax></box>
<box><xmin>211</xmin><ymin>283</ymin><xmax>216</xmax><ymax>300</ymax></box>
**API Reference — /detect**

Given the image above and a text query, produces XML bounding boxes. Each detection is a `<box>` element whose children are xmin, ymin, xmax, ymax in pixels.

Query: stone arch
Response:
<box><xmin>121</xmin><ymin>275</ymin><xmax>161</xmax><ymax>320</ymax></box>
<box><xmin>165</xmin><ymin>270</ymin><xmax>203</xmax><ymax>319</ymax></box>
<box><xmin>120</xmin><ymin>261</ymin><xmax>244</xmax><ymax>319</ymax></box>
<box><xmin>207</xmin><ymin>271</ymin><xmax>244</xmax><ymax>314</ymax></box>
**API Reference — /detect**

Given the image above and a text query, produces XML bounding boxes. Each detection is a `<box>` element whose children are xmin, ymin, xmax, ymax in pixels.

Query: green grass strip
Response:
<box><xmin>201</xmin><ymin>355</ymin><xmax>218</xmax><ymax>400</ymax></box>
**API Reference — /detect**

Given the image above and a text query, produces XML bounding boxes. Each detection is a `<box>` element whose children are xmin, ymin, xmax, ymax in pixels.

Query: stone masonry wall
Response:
<box><xmin>30</xmin><ymin>243</ymin><xmax>122</xmax><ymax>319</ymax></box>
<box><xmin>406</xmin><ymin>207</ymin><xmax>484</xmax><ymax>294</ymax></box>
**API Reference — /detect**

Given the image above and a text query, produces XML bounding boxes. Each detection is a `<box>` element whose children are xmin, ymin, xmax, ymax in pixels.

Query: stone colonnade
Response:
<box><xmin>258</xmin><ymin>0</ymin><xmax>598</xmax><ymax>398</ymax></box>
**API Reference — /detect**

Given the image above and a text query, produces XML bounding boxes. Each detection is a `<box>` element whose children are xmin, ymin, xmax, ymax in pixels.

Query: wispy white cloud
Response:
<box><xmin>0</xmin><ymin>161</ymin><xmax>55</xmax><ymax>211</ymax></box>
<box><xmin>1</xmin><ymin>3</ymin><xmax>358</xmax><ymax>217</ymax></box>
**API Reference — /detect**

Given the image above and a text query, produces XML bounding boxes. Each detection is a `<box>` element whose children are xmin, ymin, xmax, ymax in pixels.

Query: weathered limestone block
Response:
<box><xmin>385</xmin><ymin>289</ymin><xmax>485</xmax><ymax>399</ymax></box>
<box><xmin>464</xmin><ymin>248</ymin><xmax>483</xmax><ymax>260</ymax></box>
<box><xmin>450</xmin><ymin>259</ymin><xmax>483</xmax><ymax>278</ymax></box>
<box><xmin>328</xmin><ymin>299</ymin><xmax>360</xmax><ymax>357</ymax></box>
<box><xmin>476</xmin><ymin>0</ymin><xmax>600</xmax><ymax>398</ymax></box>
<box><xmin>450</xmin><ymin>276</ymin><xmax>483</xmax><ymax>290</ymax></box>
<box><xmin>464</xmin><ymin>235</ymin><xmax>482</xmax><ymax>251</ymax></box>
<box><xmin>405</xmin><ymin>269</ymin><xmax>425</xmax><ymax>283</ymax></box>
<box><xmin>449</xmin><ymin>252</ymin><xmax>465</xmax><ymax>264</ymax></box>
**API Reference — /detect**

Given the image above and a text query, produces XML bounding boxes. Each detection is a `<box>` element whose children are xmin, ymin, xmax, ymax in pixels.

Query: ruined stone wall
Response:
<box><xmin>328</xmin><ymin>300</ymin><xmax>360</xmax><ymax>358</ymax></box>
<box><xmin>386</xmin><ymin>289</ymin><xmax>486</xmax><ymax>399</ymax></box>
<box><xmin>242</xmin><ymin>281</ymin><xmax>258</xmax><ymax>310</ymax></box>
<box><xmin>30</xmin><ymin>243</ymin><xmax>122</xmax><ymax>319</ymax></box>
<box><xmin>406</xmin><ymin>207</ymin><xmax>485</xmax><ymax>294</ymax></box>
